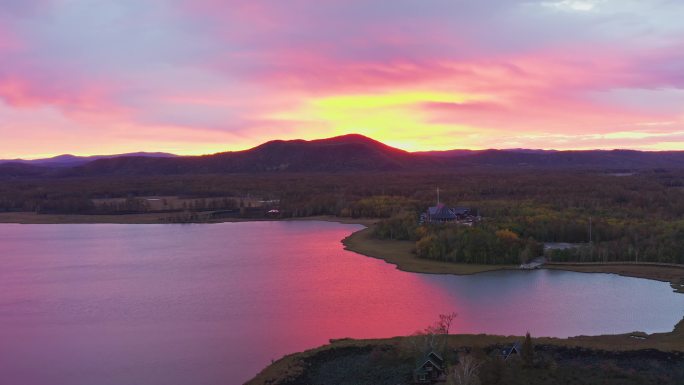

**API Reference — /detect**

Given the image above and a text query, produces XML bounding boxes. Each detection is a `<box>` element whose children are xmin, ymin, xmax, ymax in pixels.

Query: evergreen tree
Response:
<box><xmin>522</xmin><ymin>332</ymin><xmax>534</xmax><ymax>367</ymax></box>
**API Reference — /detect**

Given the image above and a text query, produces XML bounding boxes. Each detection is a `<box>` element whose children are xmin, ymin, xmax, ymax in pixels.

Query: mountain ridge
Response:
<box><xmin>0</xmin><ymin>152</ymin><xmax>177</xmax><ymax>168</ymax></box>
<box><xmin>2</xmin><ymin>134</ymin><xmax>684</xmax><ymax>178</ymax></box>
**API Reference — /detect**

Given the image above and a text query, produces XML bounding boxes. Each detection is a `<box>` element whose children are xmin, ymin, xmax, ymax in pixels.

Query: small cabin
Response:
<box><xmin>500</xmin><ymin>341</ymin><xmax>521</xmax><ymax>360</ymax></box>
<box><xmin>413</xmin><ymin>351</ymin><xmax>446</xmax><ymax>383</ymax></box>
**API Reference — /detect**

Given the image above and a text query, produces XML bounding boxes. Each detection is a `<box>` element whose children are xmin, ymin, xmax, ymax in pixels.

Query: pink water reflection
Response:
<box><xmin>0</xmin><ymin>221</ymin><xmax>682</xmax><ymax>385</ymax></box>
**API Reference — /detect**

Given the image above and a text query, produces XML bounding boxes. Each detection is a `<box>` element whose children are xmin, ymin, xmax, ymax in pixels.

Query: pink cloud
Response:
<box><xmin>0</xmin><ymin>75</ymin><xmax>116</xmax><ymax>111</ymax></box>
<box><xmin>1</xmin><ymin>0</ymin><xmax>684</xmax><ymax>156</ymax></box>
<box><xmin>0</xmin><ymin>26</ymin><xmax>20</xmax><ymax>51</ymax></box>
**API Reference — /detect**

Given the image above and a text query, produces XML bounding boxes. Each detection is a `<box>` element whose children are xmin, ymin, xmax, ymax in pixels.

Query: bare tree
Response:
<box><xmin>411</xmin><ymin>326</ymin><xmax>439</xmax><ymax>353</ymax></box>
<box><xmin>409</xmin><ymin>312</ymin><xmax>458</xmax><ymax>354</ymax></box>
<box><xmin>450</xmin><ymin>354</ymin><xmax>481</xmax><ymax>385</ymax></box>
<box><xmin>436</xmin><ymin>312</ymin><xmax>458</xmax><ymax>350</ymax></box>
<box><xmin>438</xmin><ymin>312</ymin><xmax>458</xmax><ymax>335</ymax></box>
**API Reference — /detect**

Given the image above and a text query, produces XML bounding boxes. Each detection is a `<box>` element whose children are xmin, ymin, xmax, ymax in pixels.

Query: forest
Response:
<box><xmin>1</xmin><ymin>168</ymin><xmax>684</xmax><ymax>264</ymax></box>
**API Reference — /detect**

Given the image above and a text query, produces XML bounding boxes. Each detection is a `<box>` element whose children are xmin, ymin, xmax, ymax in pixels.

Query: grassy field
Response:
<box><xmin>247</xmin><ymin>317</ymin><xmax>684</xmax><ymax>384</ymax></box>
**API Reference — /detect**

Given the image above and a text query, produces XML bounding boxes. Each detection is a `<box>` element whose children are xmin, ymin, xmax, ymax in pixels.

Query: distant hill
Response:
<box><xmin>0</xmin><ymin>152</ymin><xmax>177</xmax><ymax>168</ymax></box>
<box><xmin>414</xmin><ymin>148</ymin><xmax>556</xmax><ymax>158</ymax></box>
<box><xmin>413</xmin><ymin>149</ymin><xmax>484</xmax><ymax>158</ymax></box>
<box><xmin>67</xmin><ymin>134</ymin><xmax>435</xmax><ymax>176</ymax></box>
<box><xmin>0</xmin><ymin>163</ymin><xmax>51</xmax><ymax>178</ymax></box>
<box><xmin>452</xmin><ymin>149</ymin><xmax>684</xmax><ymax>169</ymax></box>
<box><xmin>2</xmin><ymin>135</ymin><xmax>684</xmax><ymax>178</ymax></box>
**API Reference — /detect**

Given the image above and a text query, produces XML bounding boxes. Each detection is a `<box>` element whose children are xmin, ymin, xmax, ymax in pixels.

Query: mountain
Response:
<box><xmin>0</xmin><ymin>152</ymin><xmax>177</xmax><ymax>168</ymax></box>
<box><xmin>3</xmin><ymin>135</ymin><xmax>684</xmax><ymax>178</ymax></box>
<box><xmin>66</xmin><ymin>134</ymin><xmax>436</xmax><ymax>176</ymax></box>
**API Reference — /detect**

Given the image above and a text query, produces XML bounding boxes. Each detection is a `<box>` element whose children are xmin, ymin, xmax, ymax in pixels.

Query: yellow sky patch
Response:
<box><xmin>272</xmin><ymin>91</ymin><xmax>480</xmax><ymax>151</ymax></box>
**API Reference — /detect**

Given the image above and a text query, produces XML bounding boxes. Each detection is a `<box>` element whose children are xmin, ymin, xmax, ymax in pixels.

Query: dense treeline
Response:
<box><xmin>547</xmin><ymin>220</ymin><xmax>684</xmax><ymax>264</ymax></box>
<box><xmin>414</xmin><ymin>226</ymin><xmax>543</xmax><ymax>265</ymax></box>
<box><xmin>1</xmin><ymin>169</ymin><xmax>684</xmax><ymax>263</ymax></box>
<box><xmin>2</xmin><ymin>170</ymin><xmax>684</xmax><ymax>218</ymax></box>
<box><xmin>373</xmin><ymin>207</ymin><xmax>684</xmax><ymax>265</ymax></box>
<box><xmin>373</xmin><ymin>213</ymin><xmax>543</xmax><ymax>264</ymax></box>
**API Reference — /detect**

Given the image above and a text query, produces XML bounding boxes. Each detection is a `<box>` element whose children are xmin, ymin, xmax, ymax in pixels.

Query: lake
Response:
<box><xmin>1</xmin><ymin>221</ymin><xmax>682</xmax><ymax>385</ymax></box>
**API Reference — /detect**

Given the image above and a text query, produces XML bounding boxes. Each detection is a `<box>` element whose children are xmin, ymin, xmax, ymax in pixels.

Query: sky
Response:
<box><xmin>0</xmin><ymin>0</ymin><xmax>683</xmax><ymax>158</ymax></box>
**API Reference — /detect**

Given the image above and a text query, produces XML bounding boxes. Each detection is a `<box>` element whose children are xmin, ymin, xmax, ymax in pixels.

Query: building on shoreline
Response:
<box><xmin>420</xmin><ymin>203</ymin><xmax>479</xmax><ymax>226</ymax></box>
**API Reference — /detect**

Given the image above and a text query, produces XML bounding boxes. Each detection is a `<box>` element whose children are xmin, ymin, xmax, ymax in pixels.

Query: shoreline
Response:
<box><xmin>2</xmin><ymin>211</ymin><xmax>683</xmax><ymax>291</ymax></box>
<box><xmin>247</xmin><ymin>318</ymin><xmax>684</xmax><ymax>384</ymax></box>
<box><xmin>0</xmin><ymin>211</ymin><xmax>376</xmax><ymax>226</ymax></box>
<box><xmin>546</xmin><ymin>262</ymin><xmax>684</xmax><ymax>293</ymax></box>
<box><xmin>341</xmin><ymin>225</ymin><xmax>684</xmax><ymax>292</ymax></box>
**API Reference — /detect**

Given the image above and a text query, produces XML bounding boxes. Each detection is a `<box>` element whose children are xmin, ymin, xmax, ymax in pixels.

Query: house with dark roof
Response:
<box><xmin>413</xmin><ymin>351</ymin><xmax>446</xmax><ymax>383</ymax></box>
<box><xmin>422</xmin><ymin>203</ymin><xmax>476</xmax><ymax>225</ymax></box>
<box><xmin>500</xmin><ymin>341</ymin><xmax>522</xmax><ymax>360</ymax></box>
<box><xmin>452</xmin><ymin>206</ymin><xmax>471</xmax><ymax>217</ymax></box>
<box><xmin>427</xmin><ymin>203</ymin><xmax>457</xmax><ymax>222</ymax></box>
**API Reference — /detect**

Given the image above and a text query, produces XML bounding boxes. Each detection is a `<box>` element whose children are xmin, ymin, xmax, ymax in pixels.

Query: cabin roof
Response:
<box><xmin>415</xmin><ymin>350</ymin><xmax>445</xmax><ymax>370</ymax></box>
<box><xmin>416</xmin><ymin>358</ymin><xmax>444</xmax><ymax>372</ymax></box>
<box><xmin>427</xmin><ymin>350</ymin><xmax>444</xmax><ymax>363</ymax></box>
<box><xmin>428</xmin><ymin>204</ymin><xmax>457</xmax><ymax>219</ymax></box>
<box><xmin>427</xmin><ymin>203</ymin><xmax>445</xmax><ymax>215</ymax></box>
<box><xmin>501</xmin><ymin>341</ymin><xmax>522</xmax><ymax>359</ymax></box>
<box><xmin>427</xmin><ymin>204</ymin><xmax>472</xmax><ymax>220</ymax></box>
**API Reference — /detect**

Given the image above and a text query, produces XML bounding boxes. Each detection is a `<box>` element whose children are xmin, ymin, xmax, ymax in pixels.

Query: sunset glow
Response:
<box><xmin>1</xmin><ymin>0</ymin><xmax>683</xmax><ymax>158</ymax></box>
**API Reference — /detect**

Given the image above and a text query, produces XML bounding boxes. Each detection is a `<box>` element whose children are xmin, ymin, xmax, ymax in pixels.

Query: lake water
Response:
<box><xmin>1</xmin><ymin>221</ymin><xmax>682</xmax><ymax>385</ymax></box>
